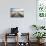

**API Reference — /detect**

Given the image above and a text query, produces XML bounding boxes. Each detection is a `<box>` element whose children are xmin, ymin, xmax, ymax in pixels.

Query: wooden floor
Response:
<box><xmin>0</xmin><ymin>42</ymin><xmax>46</xmax><ymax>46</ymax></box>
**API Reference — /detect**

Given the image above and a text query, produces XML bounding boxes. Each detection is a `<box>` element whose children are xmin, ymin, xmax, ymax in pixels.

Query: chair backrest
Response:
<box><xmin>11</xmin><ymin>27</ymin><xmax>18</xmax><ymax>34</ymax></box>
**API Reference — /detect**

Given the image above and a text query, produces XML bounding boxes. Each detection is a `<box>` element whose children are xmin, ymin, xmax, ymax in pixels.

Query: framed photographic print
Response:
<box><xmin>10</xmin><ymin>8</ymin><xmax>24</xmax><ymax>17</ymax></box>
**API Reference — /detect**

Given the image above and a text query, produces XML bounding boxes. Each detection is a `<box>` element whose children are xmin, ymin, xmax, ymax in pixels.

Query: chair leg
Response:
<box><xmin>4</xmin><ymin>33</ymin><xmax>7</xmax><ymax>46</ymax></box>
<box><xmin>16</xmin><ymin>34</ymin><xmax>18</xmax><ymax>46</ymax></box>
<box><xmin>4</xmin><ymin>41</ymin><xmax>7</xmax><ymax>46</ymax></box>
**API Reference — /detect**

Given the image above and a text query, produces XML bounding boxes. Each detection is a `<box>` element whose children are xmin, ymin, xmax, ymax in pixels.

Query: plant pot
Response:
<box><xmin>37</xmin><ymin>39</ymin><xmax>40</xmax><ymax>43</ymax></box>
<box><xmin>37</xmin><ymin>39</ymin><xmax>45</xmax><ymax>44</ymax></box>
<box><xmin>37</xmin><ymin>39</ymin><xmax>40</xmax><ymax>46</ymax></box>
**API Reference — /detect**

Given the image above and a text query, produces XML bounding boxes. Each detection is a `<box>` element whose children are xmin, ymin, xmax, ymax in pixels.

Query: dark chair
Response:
<box><xmin>4</xmin><ymin>27</ymin><xmax>19</xmax><ymax>46</ymax></box>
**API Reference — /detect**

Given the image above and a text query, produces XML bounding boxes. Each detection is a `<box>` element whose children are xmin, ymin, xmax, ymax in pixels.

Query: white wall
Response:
<box><xmin>0</xmin><ymin>0</ymin><xmax>36</xmax><ymax>42</ymax></box>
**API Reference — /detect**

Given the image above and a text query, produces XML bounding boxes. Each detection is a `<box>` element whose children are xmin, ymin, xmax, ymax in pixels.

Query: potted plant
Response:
<box><xmin>32</xmin><ymin>24</ymin><xmax>45</xmax><ymax>30</ymax></box>
<box><xmin>40</xmin><ymin>26</ymin><xmax>45</xmax><ymax>29</ymax></box>
<box><xmin>32</xmin><ymin>25</ymin><xmax>39</xmax><ymax>30</ymax></box>
<box><xmin>33</xmin><ymin>32</ymin><xmax>46</xmax><ymax>43</ymax></box>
